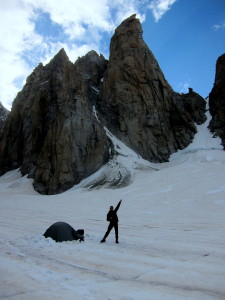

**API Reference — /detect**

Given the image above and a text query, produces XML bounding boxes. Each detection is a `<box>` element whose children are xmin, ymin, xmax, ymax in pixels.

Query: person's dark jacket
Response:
<box><xmin>106</xmin><ymin>201</ymin><xmax>121</xmax><ymax>223</ymax></box>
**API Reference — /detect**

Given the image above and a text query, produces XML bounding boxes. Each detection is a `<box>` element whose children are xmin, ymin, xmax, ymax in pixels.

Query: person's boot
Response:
<box><xmin>116</xmin><ymin>240</ymin><xmax>119</xmax><ymax>244</ymax></box>
<box><xmin>100</xmin><ymin>239</ymin><xmax>106</xmax><ymax>243</ymax></box>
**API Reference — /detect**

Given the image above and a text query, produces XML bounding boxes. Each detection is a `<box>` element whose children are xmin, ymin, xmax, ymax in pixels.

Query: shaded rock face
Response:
<box><xmin>208</xmin><ymin>53</ymin><xmax>225</xmax><ymax>148</ymax></box>
<box><xmin>0</xmin><ymin>49</ymin><xmax>111</xmax><ymax>194</ymax></box>
<box><xmin>97</xmin><ymin>15</ymin><xmax>206</xmax><ymax>162</ymax></box>
<box><xmin>0</xmin><ymin>102</ymin><xmax>9</xmax><ymax>138</ymax></box>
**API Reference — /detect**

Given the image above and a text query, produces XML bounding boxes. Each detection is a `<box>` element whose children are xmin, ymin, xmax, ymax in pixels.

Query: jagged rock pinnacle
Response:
<box><xmin>97</xmin><ymin>14</ymin><xmax>206</xmax><ymax>162</ymax></box>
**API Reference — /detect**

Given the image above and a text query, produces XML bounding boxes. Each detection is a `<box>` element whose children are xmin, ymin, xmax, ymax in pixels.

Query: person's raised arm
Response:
<box><xmin>114</xmin><ymin>199</ymin><xmax>122</xmax><ymax>212</ymax></box>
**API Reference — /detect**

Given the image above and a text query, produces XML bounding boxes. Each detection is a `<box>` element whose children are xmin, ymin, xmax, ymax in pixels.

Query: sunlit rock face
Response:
<box><xmin>97</xmin><ymin>15</ymin><xmax>206</xmax><ymax>162</ymax></box>
<box><xmin>209</xmin><ymin>53</ymin><xmax>225</xmax><ymax>149</ymax></box>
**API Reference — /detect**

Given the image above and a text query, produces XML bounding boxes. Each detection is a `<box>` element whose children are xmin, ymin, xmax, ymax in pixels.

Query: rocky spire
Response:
<box><xmin>0</xmin><ymin>15</ymin><xmax>208</xmax><ymax>194</ymax></box>
<box><xmin>0</xmin><ymin>49</ymin><xmax>111</xmax><ymax>194</ymax></box>
<box><xmin>97</xmin><ymin>15</ymin><xmax>206</xmax><ymax>162</ymax></box>
<box><xmin>208</xmin><ymin>53</ymin><xmax>225</xmax><ymax>148</ymax></box>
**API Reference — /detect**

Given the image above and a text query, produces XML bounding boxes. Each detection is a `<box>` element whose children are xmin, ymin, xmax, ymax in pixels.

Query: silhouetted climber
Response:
<box><xmin>100</xmin><ymin>200</ymin><xmax>122</xmax><ymax>244</ymax></box>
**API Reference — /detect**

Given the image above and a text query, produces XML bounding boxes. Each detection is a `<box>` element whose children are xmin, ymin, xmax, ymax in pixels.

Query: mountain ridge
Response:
<box><xmin>0</xmin><ymin>15</ymin><xmax>223</xmax><ymax>195</ymax></box>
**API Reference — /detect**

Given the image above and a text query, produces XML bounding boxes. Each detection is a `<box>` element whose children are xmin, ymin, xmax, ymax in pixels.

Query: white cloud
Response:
<box><xmin>213</xmin><ymin>21</ymin><xmax>225</xmax><ymax>31</ymax></box>
<box><xmin>24</xmin><ymin>0</ymin><xmax>114</xmax><ymax>39</ymax></box>
<box><xmin>148</xmin><ymin>0</ymin><xmax>177</xmax><ymax>22</ymax></box>
<box><xmin>0</xmin><ymin>0</ymin><xmax>43</xmax><ymax>109</ymax></box>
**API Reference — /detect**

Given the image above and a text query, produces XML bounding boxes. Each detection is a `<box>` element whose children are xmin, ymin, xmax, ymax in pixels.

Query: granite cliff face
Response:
<box><xmin>97</xmin><ymin>15</ymin><xmax>206</xmax><ymax>162</ymax></box>
<box><xmin>209</xmin><ymin>53</ymin><xmax>225</xmax><ymax>148</ymax></box>
<box><xmin>0</xmin><ymin>50</ymin><xmax>111</xmax><ymax>194</ymax></box>
<box><xmin>0</xmin><ymin>15</ymin><xmax>209</xmax><ymax>194</ymax></box>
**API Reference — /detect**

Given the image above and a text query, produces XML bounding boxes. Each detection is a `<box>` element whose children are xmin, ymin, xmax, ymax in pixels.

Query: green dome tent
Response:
<box><xmin>44</xmin><ymin>222</ymin><xmax>84</xmax><ymax>242</ymax></box>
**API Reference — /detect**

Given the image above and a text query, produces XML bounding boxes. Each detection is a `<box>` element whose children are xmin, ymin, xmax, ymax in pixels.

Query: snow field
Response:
<box><xmin>1</xmin><ymin>110</ymin><xmax>225</xmax><ymax>299</ymax></box>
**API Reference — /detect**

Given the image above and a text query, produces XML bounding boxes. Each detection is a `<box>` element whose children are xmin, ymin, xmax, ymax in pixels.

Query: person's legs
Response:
<box><xmin>101</xmin><ymin>223</ymin><xmax>113</xmax><ymax>242</ymax></box>
<box><xmin>114</xmin><ymin>223</ymin><xmax>119</xmax><ymax>243</ymax></box>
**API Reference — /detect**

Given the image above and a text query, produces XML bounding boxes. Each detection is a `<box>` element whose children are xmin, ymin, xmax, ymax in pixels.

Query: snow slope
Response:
<box><xmin>0</xmin><ymin>109</ymin><xmax>225</xmax><ymax>300</ymax></box>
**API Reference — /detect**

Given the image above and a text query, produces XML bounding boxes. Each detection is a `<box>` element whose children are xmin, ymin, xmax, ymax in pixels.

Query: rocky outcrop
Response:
<box><xmin>208</xmin><ymin>53</ymin><xmax>225</xmax><ymax>148</ymax></box>
<box><xmin>0</xmin><ymin>102</ymin><xmax>9</xmax><ymax>138</ymax></box>
<box><xmin>0</xmin><ymin>15</ymin><xmax>208</xmax><ymax>195</ymax></box>
<box><xmin>173</xmin><ymin>88</ymin><xmax>207</xmax><ymax>125</ymax></box>
<box><xmin>97</xmin><ymin>15</ymin><xmax>206</xmax><ymax>162</ymax></box>
<box><xmin>0</xmin><ymin>49</ymin><xmax>111</xmax><ymax>194</ymax></box>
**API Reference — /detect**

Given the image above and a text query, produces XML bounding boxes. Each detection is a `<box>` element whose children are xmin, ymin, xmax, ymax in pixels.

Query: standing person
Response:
<box><xmin>100</xmin><ymin>200</ymin><xmax>122</xmax><ymax>244</ymax></box>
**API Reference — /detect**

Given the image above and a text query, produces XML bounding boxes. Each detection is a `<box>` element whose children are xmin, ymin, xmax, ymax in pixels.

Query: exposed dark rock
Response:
<box><xmin>173</xmin><ymin>88</ymin><xmax>207</xmax><ymax>125</ymax></box>
<box><xmin>0</xmin><ymin>102</ymin><xmax>9</xmax><ymax>138</ymax></box>
<box><xmin>0</xmin><ymin>49</ymin><xmax>111</xmax><ymax>194</ymax></box>
<box><xmin>208</xmin><ymin>53</ymin><xmax>225</xmax><ymax>148</ymax></box>
<box><xmin>97</xmin><ymin>15</ymin><xmax>205</xmax><ymax>162</ymax></box>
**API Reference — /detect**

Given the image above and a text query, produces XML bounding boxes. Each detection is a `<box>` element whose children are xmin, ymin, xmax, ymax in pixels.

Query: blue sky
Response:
<box><xmin>142</xmin><ymin>0</ymin><xmax>225</xmax><ymax>98</ymax></box>
<box><xmin>0</xmin><ymin>0</ymin><xmax>224</xmax><ymax>110</ymax></box>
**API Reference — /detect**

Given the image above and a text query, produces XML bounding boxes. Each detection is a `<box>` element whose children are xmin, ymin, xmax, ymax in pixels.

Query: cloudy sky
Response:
<box><xmin>0</xmin><ymin>0</ymin><xmax>224</xmax><ymax>110</ymax></box>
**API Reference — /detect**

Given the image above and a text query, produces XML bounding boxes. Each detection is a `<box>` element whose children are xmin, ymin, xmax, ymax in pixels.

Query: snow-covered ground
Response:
<box><xmin>1</xmin><ymin>110</ymin><xmax>225</xmax><ymax>300</ymax></box>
